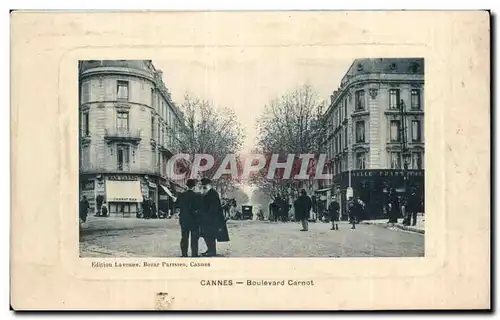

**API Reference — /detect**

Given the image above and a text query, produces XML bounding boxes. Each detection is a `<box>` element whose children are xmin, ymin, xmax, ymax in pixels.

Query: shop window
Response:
<box><xmin>389</xmin><ymin>89</ymin><xmax>400</xmax><ymax>109</ymax></box>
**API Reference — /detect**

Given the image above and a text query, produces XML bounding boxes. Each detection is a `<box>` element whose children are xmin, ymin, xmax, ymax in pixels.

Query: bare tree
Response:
<box><xmin>169</xmin><ymin>93</ymin><xmax>245</xmax><ymax>195</ymax></box>
<box><xmin>252</xmin><ymin>84</ymin><xmax>326</xmax><ymax>198</ymax></box>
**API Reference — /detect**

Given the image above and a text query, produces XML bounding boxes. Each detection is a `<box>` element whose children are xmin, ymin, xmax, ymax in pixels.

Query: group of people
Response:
<box><xmin>174</xmin><ymin>178</ymin><xmax>229</xmax><ymax>257</ymax></box>
<box><xmin>269</xmin><ymin>195</ymin><xmax>291</xmax><ymax>222</ymax></box>
<box><xmin>140</xmin><ymin>197</ymin><xmax>158</xmax><ymax>219</ymax></box>
<box><xmin>387</xmin><ymin>188</ymin><xmax>422</xmax><ymax>226</ymax></box>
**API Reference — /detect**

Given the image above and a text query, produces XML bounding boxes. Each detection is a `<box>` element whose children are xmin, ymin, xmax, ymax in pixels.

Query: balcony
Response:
<box><xmin>104</xmin><ymin>128</ymin><xmax>142</xmax><ymax>144</ymax></box>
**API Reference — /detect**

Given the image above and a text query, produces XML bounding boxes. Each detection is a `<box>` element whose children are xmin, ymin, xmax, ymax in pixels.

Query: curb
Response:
<box><xmin>361</xmin><ymin>221</ymin><xmax>425</xmax><ymax>234</ymax></box>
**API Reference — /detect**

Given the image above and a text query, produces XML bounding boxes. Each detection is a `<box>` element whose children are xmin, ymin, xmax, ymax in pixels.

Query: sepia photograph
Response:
<box><xmin>11</xmin><ymin>10</ymin><xmax>489</xmax><ymax>310</ymax></box>
<box><xmin>78</xmin><ymin>58</ymin><xmax>425</xmax><ymax>258</ymax></box>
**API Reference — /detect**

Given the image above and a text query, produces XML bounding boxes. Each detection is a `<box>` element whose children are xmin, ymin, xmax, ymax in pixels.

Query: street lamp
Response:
<box><xmin>399</xmin><ymin>99</ymin><xmax>411</xmax><ymax>223</ymax></box>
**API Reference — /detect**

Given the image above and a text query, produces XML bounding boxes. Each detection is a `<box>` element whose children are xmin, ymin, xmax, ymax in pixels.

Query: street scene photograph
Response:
<box><xmin>78</xmin><ymin>57</ymin><xmax>425</xmax><ymax>258</ymax></box>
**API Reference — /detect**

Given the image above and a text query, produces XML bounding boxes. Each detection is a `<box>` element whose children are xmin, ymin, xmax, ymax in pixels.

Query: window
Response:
<box><xmin>411</xmin><ymin>152</ymin><xmax>423</xmax><ymax>169</ymax></box>
<box><xmin>390</xmin><ymin>120</ymin><xmax>401</xmax><ymax>142</ymax></box>
<box><xmin>117</xmin><ymin>80</ymin><xmax>129</xmax><ymax>101</ymax></box>
<box><xmin>356</xmin><ymin>152</ymin><xmax>366</xmax><ymax>169</ymax></box>
<box><xmin>411</xmin><ymin>89</ymin><xmax>421</xmax><ymax>110</ymax></box>
<box><xmin>151</xmin><ymin>89</ymin><xmax>155</xmax><ymax>108</ymax></box>
<box><xmin>339</xmin><ymin>132</ymin><xmax>342</xmax><ymax>151</ymax></box>
<box><xmin>151</xmin><ymin>115</ymin><xmax>155</xmax><ymax>138</ymax></box>
<box><xmin>389</xmin><ymin>89</ymin><xmax>400</xmax><ymax>109</ymax></box>
<box><xmin>116</xmin><ymin>111</ymin><xmax>129</xmax><ymax>130</ymax></box>
<box><xmin>81</xmin><ymin>82</ymin><xmax>90</xmax><ymax>103</ymax></box>
<box><xmin>117</xmin><ymin>145</ymin><xmax>130</xmax><ymax>171</ymax></box>
<box><xmin>355</xmin><ymin>90</ymin><xmax>365</xmax><ymax>110</ymax></box>
<box><xmin>390</xmin><ymin>152</ymin><xmax>401</xmax><ymax>169</ymax></box>
<box><xmin>344</xmin><ymin>127</ymin><xmax>348</xmax><ymax>146</ymax></box>
<box><xmin>411</xmin><ymin>120</ymin><xmax>421</xmax><ymax>142</ymax></box>
<box><xmin>82</xmin><ymin>112</ymin><xmax>89</xmax><ymax>136</ymax></box>
<box><xmin>356</xmin><ymin>121</ymin><xmax>365</xmax><ymax>143</ymax></box>
<box><xmin>344</xmin><ymin>99</ymin><xmax>348</xmax><ymax>119</ymax></box>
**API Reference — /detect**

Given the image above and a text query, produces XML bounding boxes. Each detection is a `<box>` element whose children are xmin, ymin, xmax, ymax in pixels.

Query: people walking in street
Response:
<box><xmin>406</xmin><ymin>189</ymin><xmax>419</xmax><ymax>227</ymax></box>
<box><xmin>200</xmin><ymin>178</ymin><xmax>223</xmax><ymax>257</ymax></box>
<box><xmin>328</xmin><ymin>195</ymin><xmax>340</xmax><ymax>230</ymax></box>
<box><xmin>79</xmin><ymin>195</ymin><xmax>90</xmax><ymax>223</ymax></box>
<box><xmin>100</xmin><ymin>201</ymin><xmax>108</xmax><ymax>217</ymax></box>
<box><xmin>176</xmin><ymin>179</ymin><xmax>201</xmax><ymax>257</ymax></box>
<box><xmin>150</xmin><ymin>200</ymin><xmax>158</xmax><ymax>219</ymax></box>
<box><xmin>294</xmin><ymin>189</ymin><xmax>312</xmax><ymax>232</ymax></box>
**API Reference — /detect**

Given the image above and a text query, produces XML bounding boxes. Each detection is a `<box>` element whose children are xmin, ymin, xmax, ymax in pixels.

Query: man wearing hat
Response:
<box><xmin>200</xmin><ymin>178</ymin><xmax>223</xmax><ymax>257</ymax></box>
<box><xmin>175</xmin><ymin>179</ymin><xmax>201</xmax><ymax>257</ymax></box>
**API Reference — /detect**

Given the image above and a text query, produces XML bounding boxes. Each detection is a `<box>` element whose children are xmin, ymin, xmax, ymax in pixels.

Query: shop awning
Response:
<box><xmin>160</xmin><ymin>185</ymin><xmax>177</xmax><ymax>201</ymax></box>
<box><xmin>105</xmin><ymin>180</ymin><xmax>143</xmax><ymax>203</ymax></box>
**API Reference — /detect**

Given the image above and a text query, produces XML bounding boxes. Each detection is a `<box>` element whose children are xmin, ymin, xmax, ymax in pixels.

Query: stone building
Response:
<box><xmin>79</xmin><ymin>60</ymin><xmax>186</xmax><ymax>217</ymax></box>
<box><xmin>319</xmin><ymin>58</ymin><xmax>425</xmax><ymax>220</ymax></box>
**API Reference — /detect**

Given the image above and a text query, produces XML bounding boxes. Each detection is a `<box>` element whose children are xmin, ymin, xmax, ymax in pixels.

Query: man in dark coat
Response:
<box><xmin>79</xmin><ymin>195</ymin><xmax>90</xmax><ymax>223</ymax></box>
<box><xmin>142</xmin><ymin>197</ymin><xmax>151</xmax><ymax>219</ymax></box>
<box><xmin>294</xmin><ymin>189</ymin><xmax>312</xmax><ymax>231</ymax></box>
<box><xmin>175</xmin><ymin>179</ymin><xmax>201</xmax><ymax>257</ymax></box>
<box><xmin>200</xmin><ymin>178</ymin><xmax>223</xmax><ymax>257</ymax></box>
<box><xmin>406</xmin><ymin>189</ymin><xmax>420</xmax><ymax>227</ymax></box>
<box><xmin>387</xmin><ymin>189</ymin><xmax>400</xmax><ymax>223</ymax></box>
<box><xmin>328</xmin><ymin>195</ymin><xmax>340</xmax><ymax>230</ymax></box>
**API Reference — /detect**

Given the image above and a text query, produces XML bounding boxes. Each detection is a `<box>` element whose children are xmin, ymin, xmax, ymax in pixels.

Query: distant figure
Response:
<box><xmin>142</xmin><ymin>197</ymin><xmax>151</xmax><ymax>219</ymax></box>
<box><xmin>387</xmin><ymin>189</ymin><xmax>400</xmax><ymax>223</ymax></box>
<box><xmin>328</xmin><ymin>196</ymin><xmax>340</xmax><ymax>230</ymax></box>
<box><xmin>79</xmin><ymin>195</ymin><xmax>90</xmax><ymax>223</ymax></box>
<box><xmin>406</xmin><ymin>189</ymin><xmax>420</xmax><ymax>226</ymax></box>
<box><xmin>294</xmin><ymin>189</ymin><xmax>312</xmax><ymax>232</ymax></box>
<box><xmin>348</xmin><ymin>197</ymin><xmax>357</xmax><ymax>229</ymax></box>
<box><xmin>101</xmin><ymin>201</ymin><xmax>108</xmax><ymax>217</ymax></box>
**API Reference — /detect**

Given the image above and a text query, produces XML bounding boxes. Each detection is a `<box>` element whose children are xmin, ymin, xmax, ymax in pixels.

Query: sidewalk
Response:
<box><xmin>361</xmin><ymin>216</ymin><xmax>425</xmax><ymax>234</ymax></box>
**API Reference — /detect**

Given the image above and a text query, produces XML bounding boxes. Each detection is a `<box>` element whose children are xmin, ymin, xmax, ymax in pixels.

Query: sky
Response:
<box><xmin>154</xmin><ymin>53</ymin><xmax>353</xmax><ymax>154</ymax></box>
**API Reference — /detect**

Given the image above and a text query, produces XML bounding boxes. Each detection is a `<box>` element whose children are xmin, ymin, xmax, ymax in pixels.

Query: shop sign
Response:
<box><xmin>107</xmin><ymin>175</ymin><xmax>138</xmax><ymax>181</ymax></box>
<box><xmin>148</xmin><ymin>182</ymin><xmax>156</xmax><ymax>188</ymax></box>
<box><xmin>81</xmin><ymin>180</ymin><xmax>94</xmax><ymax>190</ymax></box>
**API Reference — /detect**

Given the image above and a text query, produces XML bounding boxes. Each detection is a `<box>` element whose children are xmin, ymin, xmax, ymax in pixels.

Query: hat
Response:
<box><xmin>300</xmin><ymin>189</ymin><xmax>307</xmax><ymax>195</ymax></box>
<box><xmin>201</xmin><ymin>178</ymin><xmax>212</xmax><ymax>186</ymax></box>
<box><xmin>186</xmin><ymin>179</ymin><xmax>197</xmax><ymax>188</ymax></box>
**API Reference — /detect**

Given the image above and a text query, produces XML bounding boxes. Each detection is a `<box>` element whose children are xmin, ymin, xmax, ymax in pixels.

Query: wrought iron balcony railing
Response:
<box><xmin>104</xmin><ymin>128</ymin><xmax>142</xmax><ymax>142</ymax></box>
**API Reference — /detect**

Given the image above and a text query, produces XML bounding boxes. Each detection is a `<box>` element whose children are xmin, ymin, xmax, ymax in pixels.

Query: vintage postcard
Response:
<box><xmin>10</xmin><ymin>11</ymin><xmax>490</xmax><ymax>310</ymax></box>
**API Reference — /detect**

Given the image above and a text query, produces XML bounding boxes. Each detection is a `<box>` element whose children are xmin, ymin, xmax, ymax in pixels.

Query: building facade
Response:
<box><xmin>320</xmin><ymin>58</ymin><xmax>425</xmax><ymax>219</ymax></box>
<box><xmin>79</xmin><ymin>60</ymin><xmax>186</xmax><ymax>217</ymax></box>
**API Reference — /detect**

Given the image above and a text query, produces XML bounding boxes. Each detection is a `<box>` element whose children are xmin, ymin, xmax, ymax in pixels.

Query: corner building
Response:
<box><xmin>79</xmin><ymin>60</ymin><xmax>185</xmax><ymax>216</ymax></box>
<box><xmin>321</xmin><ymin>58</ymin><xmax>425</xmax><ymax>220</ymax></box>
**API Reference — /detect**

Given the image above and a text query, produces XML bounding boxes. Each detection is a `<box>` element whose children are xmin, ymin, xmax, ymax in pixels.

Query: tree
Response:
<box><xmin>253</xmin><ymin>84</ymin><xmax>326</xmax><ymax>198</ymax></box>
<box><xmin>168</xmin><ymin>93</ymin><xmax>245</xmax><ymax>195</ymax></box>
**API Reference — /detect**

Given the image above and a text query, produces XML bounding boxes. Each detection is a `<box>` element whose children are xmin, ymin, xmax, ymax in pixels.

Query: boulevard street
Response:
<box><xmin>80</xmin><ymin>217</ymin><xmax>424</xmax><ymax>258</ymax></box>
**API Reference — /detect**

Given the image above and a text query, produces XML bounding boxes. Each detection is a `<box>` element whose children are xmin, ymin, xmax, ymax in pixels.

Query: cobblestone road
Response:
<box><xmin>80</xmin><ymin>216</ymin><xmax>424</xmax><ymax>258</ymax></box>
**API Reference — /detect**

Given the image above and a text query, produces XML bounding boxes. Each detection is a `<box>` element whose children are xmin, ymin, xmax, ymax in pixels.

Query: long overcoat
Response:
<box><xmin>201</xmin><ymin>188</ymin><xmax>224</xmax><ymax>238</ymax></box>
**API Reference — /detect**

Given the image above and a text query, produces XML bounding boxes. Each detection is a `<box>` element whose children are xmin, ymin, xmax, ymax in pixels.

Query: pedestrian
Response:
<box><xmin>176</xmin><ymin>179</ymin><xmax>201</xmax><ymax>257</ymax></box>
<box><xmin>294</xmin><ymin>189</ymin><xmax>312</xmax><ymax>232</ymax></box>
<box><xmin>200</xmin><ymin>178</ymin><xmax>223</xmax><ymax>257</ymax></box>
<box><xmin>142</xmin><ymin>197</ymin><xmax>151</xmax><ymax>219</ymax></box>
<box><xmin>348</xmin><ymin>197</ymin><xmax>357</xmax><ymax>229</ymax></box>
<box><xmin>151</xmin><ymin>200</ymin><xmax>158</xmax><ymax>219</ymax></box>
<box><xmin>328</xmin><ymin>195</ymin><xmax>340</xmax><ymax>230</ymax></box>
<box><xmin>407</xmin><ymin>189</ymin><xmax>419</xmax><ymax>227</ymax></box>
<box><xmin>387</xmin><ymin>189</ymin><xmax>400</xmax><ymax>224</ymax></box>
<box><xmin>79</xmin><ymin>195</ymin><xmax>90</xmax><ymax>223</ymax></box>
<box><xmin>101</xmin><ymin>201</ymin><xmax>108</xmax><ymax>217</ymax></box>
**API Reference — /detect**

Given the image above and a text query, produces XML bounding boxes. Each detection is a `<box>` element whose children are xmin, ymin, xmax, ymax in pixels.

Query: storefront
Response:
<box><xmin>105</xmin><ymin>179</ymin><xmax>143</xmax><ymax>217</ymax></box>
<box><xmin>332</xmin><ymin>169</ymin><xmax>425</xmax><ymax>220</ymax></box>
